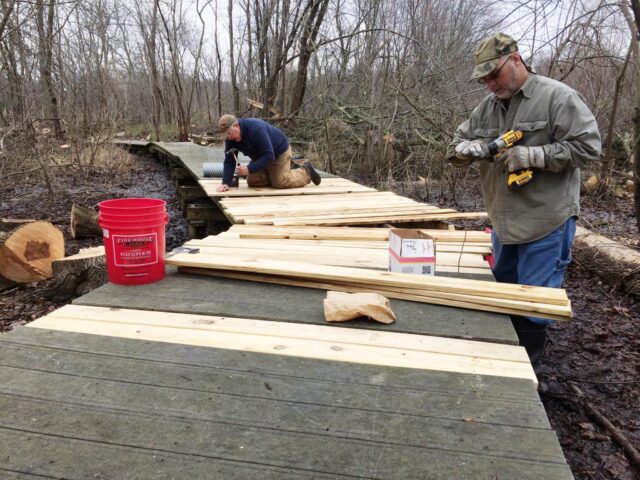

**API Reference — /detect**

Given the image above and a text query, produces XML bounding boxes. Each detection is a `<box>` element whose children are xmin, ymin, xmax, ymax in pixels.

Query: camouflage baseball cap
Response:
<box><xmin>217</xmin><ymin>114</ymin><xmax>237</xmax><ymax>139</ymax></box>
<box><xmin>470</xmin><ymin>32</ymin><xmax>519</xmax><ymax>81</ymax></box>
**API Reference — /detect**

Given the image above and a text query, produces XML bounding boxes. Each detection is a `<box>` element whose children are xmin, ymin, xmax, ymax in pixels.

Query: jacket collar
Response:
<box><xmin>489</xmin><ymin>73</ymin><xmax>538</xmax><ymax>107</ymax></box>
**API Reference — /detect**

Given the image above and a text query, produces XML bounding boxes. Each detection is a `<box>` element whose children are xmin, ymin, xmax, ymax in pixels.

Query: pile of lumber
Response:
<box><xmin>186</xmin><ymin>225</ymin><xmax>493</xmax><ymax>275</ymax></box>
<box><xmin>167</xmin><ymin>252</ymin><xmax>572</xmax><ymax>322</ymax></box>
<box><xmin>217</xmin><ymin>191</ymin><xmax>488</xmax><ymax>226</ymax></box>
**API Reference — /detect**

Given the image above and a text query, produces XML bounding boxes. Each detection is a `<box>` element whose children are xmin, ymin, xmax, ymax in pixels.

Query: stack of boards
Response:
<box><xmin>215</xmin><ymin>191</ymin><xmax>489</xmax><ymax>226</ymax></box>
<box><xmin>184</xmin><ymin>225</ymin><xmax>492</xmax><ymax>275</ymax></box>
<box><xmin>167</xmin><ymin>225</ymin><xmax>572</xmax><ymax>322</ymax></box>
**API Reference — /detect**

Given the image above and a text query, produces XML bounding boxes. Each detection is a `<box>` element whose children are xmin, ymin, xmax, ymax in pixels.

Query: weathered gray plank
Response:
<box><xmin>0</xmin><ymin>336</ymin><xmax>549</xmax><ymax>430</ymax></box>
<box><xmin>74</xmin><ymin>267</ymin><xmax>518</xmax><ymax>345</ymax></box>
<box><xmin>0</xmin><ymin>471</ymin><xmax>56</xmax><ymax>479</ymax></box>
<box><xmin>0</xmin><ymin>329</ymin><xmax>572</xmax><ymax>479</ymax></box>
<box><xmin>0</xmin><ymin>394</ymin><xmax>572</xmax><ymax>480</ymax></box>
<box><xmin>1</xmin><ymin>429</ymin><xmax>339</xmax><ymax>480</ymax></box>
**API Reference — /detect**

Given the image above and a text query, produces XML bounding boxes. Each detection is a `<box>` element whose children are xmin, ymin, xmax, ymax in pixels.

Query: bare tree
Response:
<box><xmin>228</xmin><ymin>0</ymin><xmax>240</xmax><ymax>113</ymax></box>
<box><xmin>622</xmin><ymin>0</ymin><xmax>640</xmax><ymax>229</ymax></box>
<box><xmin>36</xmin><ymin>0</ymin><xmax>63</xmax><ymax>139</ymax></box>
<box><xmin>289</xmin><ymin>0</ymin><xmax>330</xmax><ymax>116</ymax></box>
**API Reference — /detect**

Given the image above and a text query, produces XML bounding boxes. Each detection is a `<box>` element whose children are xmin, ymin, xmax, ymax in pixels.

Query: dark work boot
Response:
<box><xmin>511</xmin><ymin>316</ymin><xmax>548</xmax><ymax>366</ymax></box>
<box><xmin>303</xmin><ymin>162</ymin><xmax>321</xmax><ymax>185</ymax></box>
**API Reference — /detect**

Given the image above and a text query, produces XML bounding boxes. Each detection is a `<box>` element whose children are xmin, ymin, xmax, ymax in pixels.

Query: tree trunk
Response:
<box><xmin>600</xmin><ymin>43</ymin><xmax>632</xmax><ymax>184</ymax></box>
<box><xmin>624</xmin><ymin>0</ymin><xmax>640</xmax><ymax>230</ymax></box>
<box><xmin>228</xmin><ymin>0</ymin><xmax>240</xmax><ymax>114</ymax></box>
<box><xmin>0</xmin><ymin>221</ymin><xmax>65</xmax><ymax>283</ymax></box>
<box><xmin>42</xmin><ymin>246</ymin><xmax>107</xmax><ymax>300</ymax></box>
<box><xmin>289</xmin><ymin>0</ymin><xmax>330</xmax><ymax>117</ymax></box>
<box><xmin>36</xmin><ymin>0</ymin><xmax>63</xmax><ymax>140</ymax></box>
<box><xmin>70</xmin><ymin>204</ymin><xmax>102</xmax><ymax>238</ymax></box>
<box><xmin>149</xmin><ymin>1</ymin><xmax>163</xmax><ymax>141</ymax></box>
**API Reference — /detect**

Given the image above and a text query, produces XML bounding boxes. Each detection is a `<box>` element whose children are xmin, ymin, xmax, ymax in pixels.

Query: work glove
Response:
<box><xmin>454</xmin><ymin>139</ymin><xmax>490</xmax><ymax>160</ymax></box>
<box><xmin>499</xmin><ymin>146</ymin><xmax>545</xmax><ymax>172</ymax></box>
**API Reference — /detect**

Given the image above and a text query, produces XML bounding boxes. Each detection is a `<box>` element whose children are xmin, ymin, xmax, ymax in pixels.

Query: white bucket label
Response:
<box><xmin>111</xmin><ymin>232</ymin><xmax>158</xmax><ymax>266</ymax></box>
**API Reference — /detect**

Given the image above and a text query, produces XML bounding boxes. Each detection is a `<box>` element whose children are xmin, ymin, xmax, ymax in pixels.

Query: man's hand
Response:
<box><xmin>236</xmin><ymin>164</ymin><xmax>249</xmax><ymax>177</ymax></box>
<box><xmin>216</xmin><ymin>183</ymin><xmax>229</xmax><ymax>192</ymax></box>
<box><xmin>454</xmin><ymin>139</ymin><xmax>490</xmax><ymax>160</ymax></box>
<box><xmin>499</xmin><ymin>146</ymin><xmax>545</xmax><ymax>172</ymax></box>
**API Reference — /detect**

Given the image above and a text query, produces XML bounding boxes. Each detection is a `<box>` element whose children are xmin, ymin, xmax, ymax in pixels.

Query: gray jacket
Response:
<box><xmin>450</xmin><ymin>74</ymin><xmax>601</xmax><ymax>244</ymax></box>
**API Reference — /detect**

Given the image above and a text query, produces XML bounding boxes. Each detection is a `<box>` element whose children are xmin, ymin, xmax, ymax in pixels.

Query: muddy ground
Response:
<box><xmin>0</xmin><ymin>150</ymin><xmax>638</xmax><ymax>480</ymax></box>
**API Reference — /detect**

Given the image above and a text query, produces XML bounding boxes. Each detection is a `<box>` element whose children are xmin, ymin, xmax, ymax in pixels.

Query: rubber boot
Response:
<box><xmin>511</xmin><ymin>316</ymin><xmax>548</xmax><ymax>365</ymax></box>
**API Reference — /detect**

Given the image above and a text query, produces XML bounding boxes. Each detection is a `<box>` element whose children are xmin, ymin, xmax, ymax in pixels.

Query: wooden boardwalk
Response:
<box><xmin>146</xmin><ymin>141</ymin><xmax>487</xmax><ymax>226</ymax></box>
<box><xmin>0</xmin><ymin>140</ymin><xmax>573</xmax><ymax>478</ymax></box>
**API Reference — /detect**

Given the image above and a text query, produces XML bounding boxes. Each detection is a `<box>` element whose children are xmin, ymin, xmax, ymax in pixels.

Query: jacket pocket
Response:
<box><xmin>514</xmin><ymin>120</ymin><xmax>548</xmax><ymax>133</ymax></box>
<box><xmin>472</xmin><ymin>127</ymin><xmax>500</xmax><ymax>139</ymax></box>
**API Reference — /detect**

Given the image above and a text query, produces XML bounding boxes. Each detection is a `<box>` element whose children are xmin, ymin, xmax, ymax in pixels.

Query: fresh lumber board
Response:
<box><xmin>200</xmin><ymin>235</ymin><xmax>492</xmax><ymax>254</ymax></box>
<box><xmin>27</xmin><ymin>305</ymin><xmax>535</xmax><ymax>382</ymax></box>
<box><xmin>229</xmin><ymin>206</ymin><xmax>458</xmax><ymax>224</ymax></box>
<box><xmin>222</xmin><ymin>201</ymin><xmax>444</xmax><ymax>216</ymax></box>
<box><xmin>167</xmin><ymin>253</ymin><xmax>569</xmax><ymax>308</ymax></box>
<box><xmin>183</xmin><ymin>238</ymin><xmax>490</xmax><ymax>270</ymax></box>
<box><xmin>200</xmin><ymin>178</ymin><xmax>374</xmax><ymax>197</ymax></box>
<box><xmin>188</xmin><ymin>235</ymin><xmax>492</xmax><ymax>254</ymax></box>
<box><xmin>228</xmin><ymin>224</ymin><xmax>492</xmax><ymax>243</ymax></box>
<box><xmin>182</xmin><ymin>268</ymin><xmax>570</xmax><ymax>321</ymax></box>
<box><xmin>270</xmin><ymin>211</ymin><xmax>489</xmax><ymax>226</ymax></box>
<box><xmin>38</xmin><ymin>305</ymin><xmax>529</xmax><ymax>362</ymax></box>
<box><xmin>221</xmin><ymin>193</ymin><xmax>417</xmax><ymax>211</ymax></box>
<box><xmin>219</xmin><ymin>191</ymin><xmax>395</xmax><ymax>205</ymax></box>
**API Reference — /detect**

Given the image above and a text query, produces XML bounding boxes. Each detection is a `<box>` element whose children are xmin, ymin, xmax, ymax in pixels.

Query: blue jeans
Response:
<box><xmin>491</xmin><ymin>217</ymin><xmax>576</xmax><ymax>325</ymax></box>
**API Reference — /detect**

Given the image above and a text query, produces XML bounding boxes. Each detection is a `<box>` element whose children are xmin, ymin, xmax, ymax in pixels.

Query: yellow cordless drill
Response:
<box><xmin>486</xmin><ymin>130</ymin><xmax>533</xmax><ymax>190</ymax></box>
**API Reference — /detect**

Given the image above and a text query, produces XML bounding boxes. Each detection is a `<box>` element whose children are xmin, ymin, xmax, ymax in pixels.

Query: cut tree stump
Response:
<box><xmin>0</xmin><ymin>221</ymin><xmax>65</xmax><ymax>283</ymax></box>
<box><xmin>70</xmin><ymin>203</ymin><xmax>102</xmax><ymax>238</ymax></box>
<box><xmin>43</xmin><ymin>246</ymin><xmax>107</xmax><ymax>300</ymax></box>
<box><xmin>573</xmin><ymin>226</ymin><xmax>640</xmax><ymax>298</ymax></box>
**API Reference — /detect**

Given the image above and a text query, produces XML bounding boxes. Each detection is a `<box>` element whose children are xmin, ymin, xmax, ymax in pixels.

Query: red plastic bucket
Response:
<box><xmin>98</xmin><ymin>198</ymin><xmax>169</xmax><ymax>285</ymax></box>
<box><xmin>100</xmin><ymin>198</ymin><xmax>166</xmax><ymax>215</ymax></box>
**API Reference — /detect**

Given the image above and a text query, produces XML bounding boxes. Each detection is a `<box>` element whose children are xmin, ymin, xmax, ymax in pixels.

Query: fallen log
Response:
<box><xmin>42</xmin><ymin>246</ymin><xmax>107</xmax><ymax>300</ymax></box>
<box><xmin>70</xmin><ymin>203</ymin><xmax>102</xmax><ymax>238</ymax></box>
<box><xmin>0</xmin><ymin>218</ymin><xmax>37</xmax><ymax>232</ymax></box>
<box><xmin>573</xmin><ymin>226</ymin><xmax>640</xmax><ymax>298</ymax></box>
<box><xmin>0</xmin><ymin>221</ymin><xmax>64</xmax><ymax>282</ymax></box>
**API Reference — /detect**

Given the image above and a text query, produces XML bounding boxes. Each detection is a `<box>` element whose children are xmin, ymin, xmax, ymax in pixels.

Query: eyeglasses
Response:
<box><xmin>477</xmin><ymin>55</ymin><xmax>512</xmax><ymax>85</ymax></box>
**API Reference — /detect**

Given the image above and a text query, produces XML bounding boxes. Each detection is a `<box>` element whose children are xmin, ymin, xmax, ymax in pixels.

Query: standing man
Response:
<box><xmin>449</xmin><ymin>33</ymin><xmax>601</xmax><ymax>363</ymax></box>
<box><xmin>215</xmin><ymin>115</ymin><xmax>321</xmax><ymax>192</ymax></box>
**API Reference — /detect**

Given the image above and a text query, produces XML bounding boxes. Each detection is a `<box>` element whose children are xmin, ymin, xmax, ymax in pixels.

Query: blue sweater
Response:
<box><xmin>222</xmin><ymin>118</ymin><xmax>289</xmax><ymax>185</ymax></box>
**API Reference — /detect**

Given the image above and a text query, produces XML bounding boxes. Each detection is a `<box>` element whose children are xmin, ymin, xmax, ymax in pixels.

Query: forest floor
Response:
<box><xmin>0</xmin><ymin>150</ymin><xmax>638</xmax><ymax>480</ymax></box>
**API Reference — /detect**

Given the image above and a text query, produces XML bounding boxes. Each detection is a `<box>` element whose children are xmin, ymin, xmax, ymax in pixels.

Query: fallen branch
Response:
<box><xmin>570</xmin><ymin>382</ymin><xmax>640</xmax><ymax>467</ymax></box>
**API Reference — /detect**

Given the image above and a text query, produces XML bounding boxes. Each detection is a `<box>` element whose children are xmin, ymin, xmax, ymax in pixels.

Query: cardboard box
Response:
<box><xmin>388</xmin><ymin>229</ymin><xmax>436</xmax><ymax>275</ymax></box>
